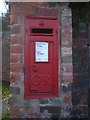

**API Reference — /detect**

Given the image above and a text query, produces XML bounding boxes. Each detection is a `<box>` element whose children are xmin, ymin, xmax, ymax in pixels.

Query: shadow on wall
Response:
<box><xmin>70</xmin><ymin>2</ymin><xmax>90</xmax><ymax>118</ymax></box>
<box><xmin>2</xmin><ymin>13</ymin><xmax>10</xmax><ymax>82</ymax></box>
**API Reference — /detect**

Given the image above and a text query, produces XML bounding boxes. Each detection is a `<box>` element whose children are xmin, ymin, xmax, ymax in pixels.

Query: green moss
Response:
<box><xmin>1</xmin><ymin>82</ymin><xmax>10</xmax><ymax>119</ymax></box>
<box><xmin>2</xmin><ymin>82</ymin><xmax>10</xmax><ymax>100</ymax></box>
<box><xmin>2</xmin><ymin>114</ymin><xmax>9</xmax><ymax>120</ymax></box>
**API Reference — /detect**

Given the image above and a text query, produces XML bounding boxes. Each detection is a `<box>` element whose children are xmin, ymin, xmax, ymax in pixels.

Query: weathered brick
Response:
<box><xmin>62</xmin><ymin>76</ymin><xmax>73</xmax><ymax>83</ymax></box>
<box><xmin>61</xmin><ymin>16</ymin><xmax>72</xmax><ymax>26</ymax></box>
<box><xmin>64</xmin><ymin>96</ymin><xmax>71</xmax><ymax>103</ymax></box>
<box><xmin>62</xmin><ymin>8</ymin><xmax>72</xmax><ymax>17</ymax></box>
<box><xmin>61</xmin><ymin>37</ymin><xmax>72</xmax><ymax>46</ymax></box>
<box><xmin>62</xmin><ymin>72</ymin><xmax>73</xmax><ymax>76</ymax></box>
<box><xmin>11</xmin><ymin>3</ymin><xmax>37</xmax><ymax>15</ymax></box>
<box><xmin>40</xmin><ymin>99</ymin><xmax>48</xmax><ymax>104</ymax></box>
<box><xmin>10</xmin><ymin>63</ymin><xmax>22</xmax><ymax>72</ymax></box>
<box><xmin>62</xmin><ymin>26</ymin><xmax>72</xmax><ymax>36</ymax></box>
<box><xmin>40</xmin><ymin>106</ymin><xmax>61</xmax><ymax>114</ymax></box>
<box><xmin>73</xmin><ymin>38</ymin><xmax>88</xmax><ymax>47</ymax></box>
<box><xmin>62</xmin><ymin>55</ymin><xmax>72</xmax><ymax>63</ymax></box>
<box><xmin>10</xmin><ymin>35</ymin><xmax>19</xmax><ymax>44</ymax></box>
<box><xmin>10</xmin><ymin>73</ymin><xmax>22</xmax><ymax>82</ymax></box>
<box><xmin>10</xmin><ymin>15</ymin><xmax>18</xmax><ymax>25</ymax></box>
<box><xmin>10</xmin><ymin>54</ymin><xmax>22</xmax><ymax>63</ymax></box>
<box><xmin>78</xmin><ymin>106</ymin><xmax>88</xmax><ymax>115</ymax></box>
<box><xmin>10</xmin><ymin>96</ymin><xmax>18</xmax><ymax>105</ymax></box>
<box><xmin>26</xmin><ymin>107</ymin><xmax>33</xmax><ymax>115</ymax></box>
<box><xmin>37</xmin><ymin>7</ymin><xmax>58</xmax><ymax>17</ymax></box>
<box><xmin>11</xmin><ymin>25</ymin><xmax>20</xmax><ymax>34</ymax></box>
<box><xmin>61</xmin><ymin>47</ymin><xmax>72</xmax><ymax>56</ymax></box>
<box><xmin>62</xmin><ymin>65</ymin><xmax>73</xmax><ymax>73</ymax></box>
<box><xmin>10</xmin><ymin>86</ymin><xmax>20</xmax><ymax>94</ymax></box>
<box><xmin>80</xmin><ymin>98</ymin><xmax>88</xmax><ymax>105</ymax></box>
<box><xmin>10</xmin><ymin>54</ymin><xmax>18</xmax><ymax>63</ymax></box>
<box><xmin>61</xmin><ymin>33</ymin><xmax>72</xmax><ymax>39</ymax></box>
<box><xmin>10</xmin><ymin>107</ymin><xmax>19</xmax><ymax>116</ymax></box>
<box><xmin>10</xmin><ymin>44</ymin><xmax>22</xmax><ymax>53</ymax></box>
<box><xmin>10</xmin><ymin>74</ymin><xmax>17</xmax><ymax>83</ymax></box>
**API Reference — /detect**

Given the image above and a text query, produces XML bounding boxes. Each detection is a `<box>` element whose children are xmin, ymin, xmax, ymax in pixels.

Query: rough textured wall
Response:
<box><xmin>60</xmin><ymin>7</ymin><xmax>73</xmax><ymax>118</ymax></box>
<box><xmin>10</xmin><ymin>2</ymin><xmax>73</xmax><ymax>119</ymax></box>
<box><xmin>2</xmin><ymin>32</ymin><xmax>10</xmax><ymax>82</ymax></box>
<box><xmin>71</xmin><ymin>4</ymin><xmax>89</xmax><ymax>118</ymax></box>
<box><xmin>0</xmin><ymin>32</ymin><xmax>2</xmax><ymax>82</ymax></box>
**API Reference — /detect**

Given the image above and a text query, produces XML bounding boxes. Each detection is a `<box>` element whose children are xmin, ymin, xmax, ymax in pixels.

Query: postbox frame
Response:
<box><xmin>24</xmin><ymin>17</ymin><xmax>59</xmax><ymax>99</ymax></box>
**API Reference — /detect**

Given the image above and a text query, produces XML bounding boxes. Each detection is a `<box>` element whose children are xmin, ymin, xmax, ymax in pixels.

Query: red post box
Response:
<box><xmin>24</xmin><ymin>17</ymin><xmax>58</xmax><ymax>99</ymax></box>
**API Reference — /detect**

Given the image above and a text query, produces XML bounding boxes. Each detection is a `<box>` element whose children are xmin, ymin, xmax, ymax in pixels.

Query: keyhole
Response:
<box><xmin>34</xmin><ymin>65</ymin><xmax>36</xmax><ymax>68</ymax></box>
<box><xmin>33</xmin><ymin>65</ymin><xmax>37</xmax><ymax>72</ymax></box>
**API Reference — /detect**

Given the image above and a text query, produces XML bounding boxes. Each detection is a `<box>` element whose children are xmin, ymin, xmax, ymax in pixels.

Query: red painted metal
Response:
<box><xmin>24</xmin><ymin>17</ymin><xmax>58</xmax><ymax>99</ymax></box>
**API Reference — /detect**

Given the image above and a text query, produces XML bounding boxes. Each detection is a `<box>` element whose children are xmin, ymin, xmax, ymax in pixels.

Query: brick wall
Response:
<box><xmin>71</xmin><ymin>5</ymin><xmax>89</xmax><ymax>118</ymax></box>
<box><xmin>10</xmin><ymin>2</ymin><xmax>73</xmax><ymax>119</ymax></box>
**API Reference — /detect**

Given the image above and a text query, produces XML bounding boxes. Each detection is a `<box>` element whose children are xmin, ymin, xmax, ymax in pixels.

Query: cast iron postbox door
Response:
<box><xmin>25</xmin><ymin>18</ymin><xmax>58</xmax><ymax>99</ymax></box>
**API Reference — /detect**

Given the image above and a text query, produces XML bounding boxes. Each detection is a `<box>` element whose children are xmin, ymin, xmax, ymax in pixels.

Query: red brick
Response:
<box><xmin>10</xmin><ymin>74</ymin><xmax>17</xmax><ymax>83</ymax></box>
<box><xmin>10</xmin><ymin>86</ymin><xmax>20</xmax><ymax>94</ymax></box>
<box><xmin>10</xmin><ymin>73</ymin><xmax>21</xmax><ymax>83</ymax></box>
<box><xmin>61</xmin><ymin>37</ymin><xmax>72</xmax><ymax>46</ymax></box>
<box><xmin>10</xmin><ymin>54</ymin><xmax>18</xmax><ymax>63</ymax></box>
<box><xmin>10</xmin><ymin>64</ymin><xmax>22</xmax><ymax>72</ymax></box>
<box><xmin>10</xmin><ymin>35</ymin><xmax>19</xmax><ymax>44</ymax></box>
<box><xmin>61</xmin><ymin>47</ymin><xmax>72</xmax><ymax>55</ymax></box>
<box><xmin>10</xmin><ymin>107</ymin><xmax>19</xmax><ymax>116</ymax></box>
<box><xmin>10</xmin><ymin>54</ymin><xmax>22</xmax><ymax>63</ymax></box>
<box><xmin>10</xmin><ymin>45</ymin><xmax>22</xmax><ymax>53</ymax></box>
<box><xmin>80</xmin><ymin>98</ymin><xmax>88</xmax><ymax>105</ymax></box>
<box><xmin>73</xmin><ymin>38</ymin><xmax>88</xmax><ymax>47</ymax></box>
<box><xmin>62</xmin><ymin>26</ymin><xmax>72</xmax><ymax>35</ymax></box>
<box><xmin>61</xmin><ymin>27</ymin><xmax>72</xmax><ymax>38</ymax></box>
<box><xmin>11</xmin><ymin>3</ymin><xmax>37</xmax><ymax>15</ymax></box>
<box><xmin>10</xmin><ymin>15</ymin><xmax>18</xmax><ymax>25</ymax></box>
<box><xmin>62</xmin><ymin>65</ymin><xmax>73</xmax><ymax>73</ymax></box>
<box><xmin>62</xmin><ymin>76</ymin><xmax>73</xmax><ymax>83</ymax></box>
<box><xmin>11</xmin><ymin>25</ymin><xmax>20</xmax><ymax>34</ymax></box>
<box><xmin>64</xmin><ymin>96</ymin><xmax>71</xmax><ymax>103</ymax></box>
<box><xmin>26</xmin><ymin>108</ymin><xmax>33</xmax><ymax>114</ymax></box>
<box><xmin>37</xmin><ymin>7</ymin><xmax>58</xmax><ymax>17</ymax></box>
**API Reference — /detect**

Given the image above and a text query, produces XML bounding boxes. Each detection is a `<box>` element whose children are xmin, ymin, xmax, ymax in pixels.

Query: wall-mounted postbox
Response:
<box><xmin>24</xmin><ymin>17</ymin><xmax>58</xmax><ymax>99</ymax></box>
